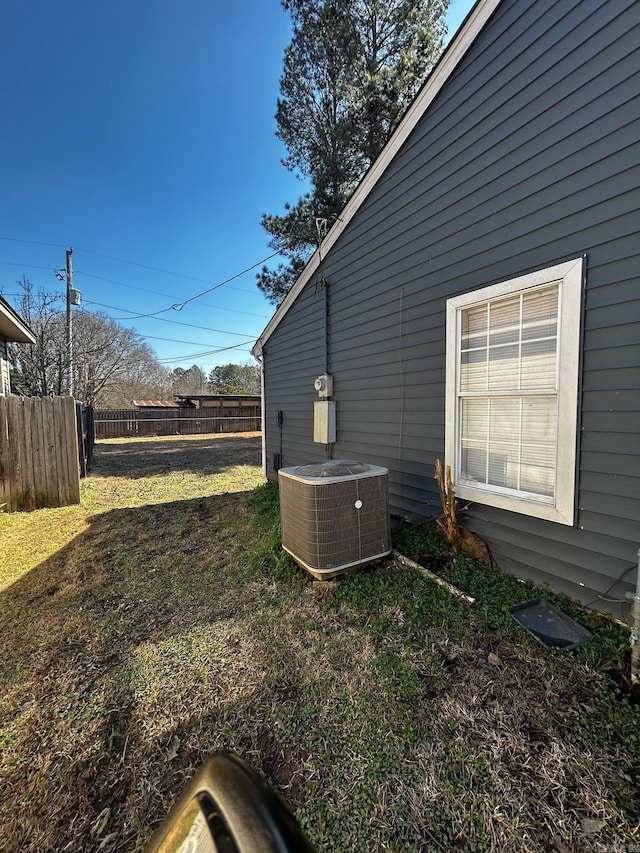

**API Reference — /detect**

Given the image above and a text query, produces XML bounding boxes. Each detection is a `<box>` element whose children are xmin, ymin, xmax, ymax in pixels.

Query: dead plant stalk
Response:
<box><xmin>435</xmin><ymin>459</ymin><xmax>461</xmax><ymax>548</ymax></box>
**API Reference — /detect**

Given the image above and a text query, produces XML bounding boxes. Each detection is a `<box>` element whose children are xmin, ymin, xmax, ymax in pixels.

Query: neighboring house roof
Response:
<box><xmin>0</xmin><ymin>295</ymin><xmax>36</xmax><ymax>344</ymax></box>
<box><xmin>252</xmin><ymin>0</ymin><xmax>501</xmax><ymax>358</ymax></box>
<box><xmin>174</xmin><ymin>394</ymin><xmax>261</xmax><ymax>402</ymax></box>
<box><xmin>133</xmin><ymin>400</ymin><xmax>186</xmax><ymax>408</ymax></box>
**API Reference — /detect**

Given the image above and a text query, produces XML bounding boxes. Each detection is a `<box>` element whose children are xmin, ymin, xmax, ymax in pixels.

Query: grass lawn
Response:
<box><xmin>0</xmin><ymin>433</ymin><xmax>638</xmax><ymax>851</ymax></box>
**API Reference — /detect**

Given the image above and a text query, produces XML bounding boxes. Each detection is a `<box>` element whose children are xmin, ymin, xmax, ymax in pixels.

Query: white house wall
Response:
<box><xmin>0</xmin><ymin>340</ymin><xmax>10</xmax><ymax>396</ymax></box>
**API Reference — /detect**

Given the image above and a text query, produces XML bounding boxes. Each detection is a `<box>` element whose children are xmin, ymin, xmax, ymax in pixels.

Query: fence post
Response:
<box><xmin>76</xmin><ymin>401</ymin><xmax>86</xmax><ymax>478</ymax></box>
<box><xmin>0</xmin><ymin>396</ymin><xmax>15</xmax><ymax>511</ymax></box>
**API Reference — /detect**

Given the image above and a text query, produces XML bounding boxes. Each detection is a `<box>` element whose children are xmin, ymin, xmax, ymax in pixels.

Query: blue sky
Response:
<box><xmin>0</xmin><ymin>0</ymin><xmax>473</xmax><ymax>373</ymax></box>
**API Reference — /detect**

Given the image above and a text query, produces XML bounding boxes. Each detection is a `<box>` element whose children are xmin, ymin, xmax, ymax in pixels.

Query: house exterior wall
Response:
<box><xmin>262</xmin><ymin>0</ymin><xmax>640</xmax><ymax>619</ymax></box>
<box><xmin>263</xmin><ymin>281</ymin><xmax>326</xmax><ymax>472</ymax></box>
<box><xmin>0</xmin><ymin>340</ymin><xmax>10</xmax><ymax>396</ymax></box>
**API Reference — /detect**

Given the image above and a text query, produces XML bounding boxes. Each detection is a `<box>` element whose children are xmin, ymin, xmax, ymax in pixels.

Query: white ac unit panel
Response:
<box><xmin>278</xmin><ymin>460</ymin><xmax>391</xmax><ymax>579</ymax></box>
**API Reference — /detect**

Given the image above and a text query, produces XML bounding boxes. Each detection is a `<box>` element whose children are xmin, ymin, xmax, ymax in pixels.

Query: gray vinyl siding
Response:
<box><xmin>262</xmin><ymin>0</ymin><xmax>640</xmax><ymax>620</ymax></box>
<box><xmin>263</xmin><ymin>281</ymin><xmax>326</xmax><ymax>472</ymax></box>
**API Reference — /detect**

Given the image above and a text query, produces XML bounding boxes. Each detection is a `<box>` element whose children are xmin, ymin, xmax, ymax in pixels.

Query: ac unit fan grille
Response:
<box><xmin>279</xmin><ymin>465</ymin><xmax>391</xmax><ymax>577</ymax></box>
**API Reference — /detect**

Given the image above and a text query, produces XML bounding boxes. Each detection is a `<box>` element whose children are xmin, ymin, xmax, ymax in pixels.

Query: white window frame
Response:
<box><xmin>445</xmin><ymin>257</ymin><xmax>584</xmax><ymax>526</ymax></box>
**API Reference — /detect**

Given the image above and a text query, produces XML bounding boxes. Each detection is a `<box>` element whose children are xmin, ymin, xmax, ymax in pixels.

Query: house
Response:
<box><xmin>0</xmin><ymin>295</ymin><xmax>36</xmax><ymax>396</ymax></box>
<box><xmin>173</xmin><ymin>394</ymin><xmax>261</xmax><ymax>410</ymax></box>
<box><xmin>252</xmin><ymin>0</ymin><xmax>640</xmax><ymax>621</ymax></box>
<box><xmin>133</xmin><ymin>400</ymin><xmax>193</xmax><ymax>408</ymax></box>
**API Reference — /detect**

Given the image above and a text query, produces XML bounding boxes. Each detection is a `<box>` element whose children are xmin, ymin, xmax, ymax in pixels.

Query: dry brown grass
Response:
<box><xmin>0</xmin><ymin>433</ymin><xmax>638</xmax><ymax>852</ymax></box>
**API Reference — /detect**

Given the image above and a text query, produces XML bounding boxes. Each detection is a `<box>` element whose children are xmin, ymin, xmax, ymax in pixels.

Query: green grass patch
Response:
<box><xmin>0</xmin><ymin>439</ymin><xmax>638</xmax><ymax>852</ymax></box>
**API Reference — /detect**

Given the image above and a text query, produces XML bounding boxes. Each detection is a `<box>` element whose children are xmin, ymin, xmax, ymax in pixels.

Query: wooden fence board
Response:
<box><xmin>47</xmin><ymin>397</ymin><xmax>60</xmax><ymax>508</ymax></box>
<box><xmin>0</xmin><ymin>396</ymin><xmax>15</xmax><ymax>512</ymax></box>
<box><xmin>46</xmin><ymin>396</ymin><xmax>64</xmax><ymax>507</ymax></box>
<box><xmin>75</xmin><ymin>403</ymin><xmax>94</xmax><ymax>477</ymax></box>
<box><xmin>0</xmin><ymin>396</ymin><xmax>85</xmax><ymax>512</ymax></box>
<box><xmin>14</xmin><ymin>397</ymin><xmax>28</xmax><ymax>511</ymax></box>
<box><xmin>12</xmin><ymin>397</ymin><xmax>33</xmax><ymax>511</ymax></box>
<box><xmin>77</xmin><ymin>402</ymin><xmax>86</xmax><ymax>477</ymax></box>
<box><xmin>94</xmin><ymin>406</ymin><xmax>261</xmax><ymax>439</ymax></box>
<box><xmin>64</xmin><ymin>397</ymin><xmax>81</xmax><ymax>505</ymax></box>
<box><xmin>30</xmin><ymin>396</ymin><xmax>48</xmax><ymax>510</ymax></box>
<box><xmin>54</xmin><ymin>397</ymin><xmax>69</xmax><ymax>506</ymax></box>
<box><xmin>0</xmin><ymin>398</ymin><xmax>12</xmax><ymax>511</ymax></box>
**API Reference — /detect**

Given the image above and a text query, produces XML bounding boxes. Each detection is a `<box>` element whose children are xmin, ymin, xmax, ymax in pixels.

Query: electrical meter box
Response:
<box><xmin>314</xmin><ymin>400</ymin><xmax>336</xmax><ymax>444</ymax></box>
<box><xmin>313</xmin><ymin>373</ymin><xmax>333</xmax><ymax>398</ymax></box>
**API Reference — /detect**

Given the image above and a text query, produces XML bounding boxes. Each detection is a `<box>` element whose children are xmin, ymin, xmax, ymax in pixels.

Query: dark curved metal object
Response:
<box><xmin>144</xmin><ymin>751</ymin><xmax>315</xmax><ymax>853</ymax></box>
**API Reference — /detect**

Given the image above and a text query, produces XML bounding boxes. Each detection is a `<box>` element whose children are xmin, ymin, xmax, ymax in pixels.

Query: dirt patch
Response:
<box><xmin>409</xmin><ymin>550</ymin><xmax>453</xmax><ymax>574</ymax></box>
<box><xmin>91</xmin><ymin>431</ymin><xmax>262</xmax><ymax>479</ymax></box>
<box><xmin>608</xmin><ymin>661</ymin><xmax>640</xmax><ymax>706</ymax></box>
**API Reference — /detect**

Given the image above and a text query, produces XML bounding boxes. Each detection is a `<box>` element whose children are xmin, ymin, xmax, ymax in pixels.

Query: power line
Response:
<box><xmin>0</xmin><ymin>235</ymin><xmax>279</xmax><ymax>299</ymax></box>
<box><xmin>80</xmin><ymin>252</ymin><xmax>280</xmax><ymax>319</ymax></box>
<box><xmin>0</xmin><ymin>248</ymin><xmax>263</xmax><ymax>371</ymax></box>
<box><xmin>83</xmin><ymin>298</ymin><xmax>257</xmax><ymax>337</ymax></box>
<box><xmin>84</xmin><ymin>301</ymin><xmax>176</xmax><ymax>321</ymax></box>
<box><xmin>0</xmin><ymin>239</ymin><xmax>271</xmax><ymax>361</ymax></box>
<box><xmin>168</xmin><ymin>252</ymin><xmax>279</xmax><ymax>311</ymax></box>
<box><xmin>156</xmin><ymin>340</ymin><xmax>255</xmax><ymax>364</ymax></box>
<box><xmin>75</xmin><ymin>268</ymin><xmax>258</xmax><ymax>297</ymax></box>
<box><xmin>0</xmin><ymin>260</ymin><xmax>61</xmax><ymax>273</ymax></box>
<box><xmin>140</xmin><ymin>333</ymin><xmax>227</xmax><ymax>347</ymax></box>
<box><xmin>1</xmin><ymin>261</ymin><xmax>269</xmax><ymax>314</ymax></box>
<box><xmin>1</xmin><ymin>285</ymin><xmax>261</xmax><ymax>344</ymax></box>
<box><xmin>73</xmin><ymin>270</ymin><xmax>268</xmax><ymax>315</ymax></box>
<box><xmin>0</xmin><ymin>289</ymin><xmax>254</xmax><ymax>351</ymax></box>
<box><xmin>0</xmin><ymin>237</ymin><xmax>67</xmax><ymax>250</ymax></box>
<box><xmin>77</xmin><ymin>244</ymin><xmax>271</xmax><ymax>289</ymax></box>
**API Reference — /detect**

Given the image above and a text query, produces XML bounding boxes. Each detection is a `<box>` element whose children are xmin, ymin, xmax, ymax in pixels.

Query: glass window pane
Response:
<box><xmin>461</xmin><ymin>304</ymin><xmax>487</xmax><ymax>349</ymax></box>
<box><xmin>522</xmin><ymin>397</ymin><xmax>556</xmax><ymax>443</ymax></box>
<box><xmin>488</xmin><ymin>344</ymin><xmax>519</xmax><ymax>389</ymax></box>
<box><xmin>488</xmin><ymin>295</ymin><xmax>520</xmax><ymax>346</ymax></box>
<box><xmin>461</xmin><ymin>398</ymin><xmax>487</xmax><ymax>482</ymax></box>
<box><xmin>461</xmin><ymin>445</ymin><xmax>486</xmax><ymax>483</ymax></box>
<box><xmin>488</xmin><ymin>441</ymin><xmax>519</xmax><ymax>489</ymax></box>
<box><xmin>522</xmin><ymin>284</ymin><xmax>558</xmax><ymax>341</ymax></box>
<box><xmin>520</xmin><ymin>443</ymin><xmax>556</xmax><ymax>497</ymax></box>
<box><xmin>489</xmin><ymin>397</ymin><xmax>520</xmax><ymax>441</ymax></box>
<box><xmin>456</xmin><ymin>286</ymin><xmax>562</xmax><ymax>501</ymax></box>
<box><xmin>521</xmin><ymin>339</ymin><xmax>557</xmax><ymax>388</ymax></box>
<box><xmin>460</xmin><ymin>348</ymin><xmax>487</xmax><ymax>391</ymax></box>
<box><xmin>451</xmin><ymin>266</ymin><xmax>577</xmax><ymax>514</ymax></box>
<box><xmin>461</xmin><ymin>398</ymin><xmax>488</xmax><ymax>442</ymax></box>
<box><xmin>461</xmin><ymin>394</ymin><xmax>558</xmax><ymax>497</ymax></box>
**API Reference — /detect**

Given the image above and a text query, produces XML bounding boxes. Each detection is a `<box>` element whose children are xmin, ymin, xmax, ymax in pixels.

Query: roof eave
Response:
<box><xmin>0</xmin><ymin>298</ymin><xmax>36</xmax><ymax>344</ymax></box>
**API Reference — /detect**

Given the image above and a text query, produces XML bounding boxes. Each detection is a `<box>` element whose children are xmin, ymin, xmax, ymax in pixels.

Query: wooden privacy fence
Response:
<box><xmin>94</xmin><ymin>406</ymin><xmax>261</xmax><ymax>439</ymax></box>
<box><xmin>77</xmin><ymin>402</ymin><xmax>95</xmax><ymax>478</ymax></box>
<box><xmin>0</xmin><ymin>396</ymin><xmax>94</xmax><ymax>513</ymax></box>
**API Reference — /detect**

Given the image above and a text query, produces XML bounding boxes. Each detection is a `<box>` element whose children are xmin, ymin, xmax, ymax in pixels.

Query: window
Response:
<box><xmin>445</xmin><ymin>258</ymin><xmax>583</xmax><ymax>525</ymax></box>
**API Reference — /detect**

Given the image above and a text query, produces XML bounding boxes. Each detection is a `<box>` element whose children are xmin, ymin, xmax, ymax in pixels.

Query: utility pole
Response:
<box><xmin>65</xmin><ymin>247</ymin><xmax>74</xmax><ymax>396</ymax></box>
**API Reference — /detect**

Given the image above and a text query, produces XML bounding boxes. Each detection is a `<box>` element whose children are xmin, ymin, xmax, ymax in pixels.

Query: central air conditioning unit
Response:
<box><xmin>278</xmin><ymin>460</ymin><xmax>391</xmax><ymax>579</ymax></box>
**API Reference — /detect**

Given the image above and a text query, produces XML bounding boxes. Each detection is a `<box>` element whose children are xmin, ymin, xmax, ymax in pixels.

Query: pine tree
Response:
<box><xmin>208</xmin><ymin>363</ymin><xmax>261</xmax><ymax>395</ymax></box>
<box><xmin>258</xmin><ymin>0</ymin><xmax>448</xmax><ymax>303</ymax></box>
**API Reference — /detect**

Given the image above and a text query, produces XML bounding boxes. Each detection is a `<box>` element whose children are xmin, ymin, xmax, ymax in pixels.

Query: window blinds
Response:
<box><xmin>458</xmin><ymin>283</ymin><xmax>560</xmax><ymax>499</ymax></box>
